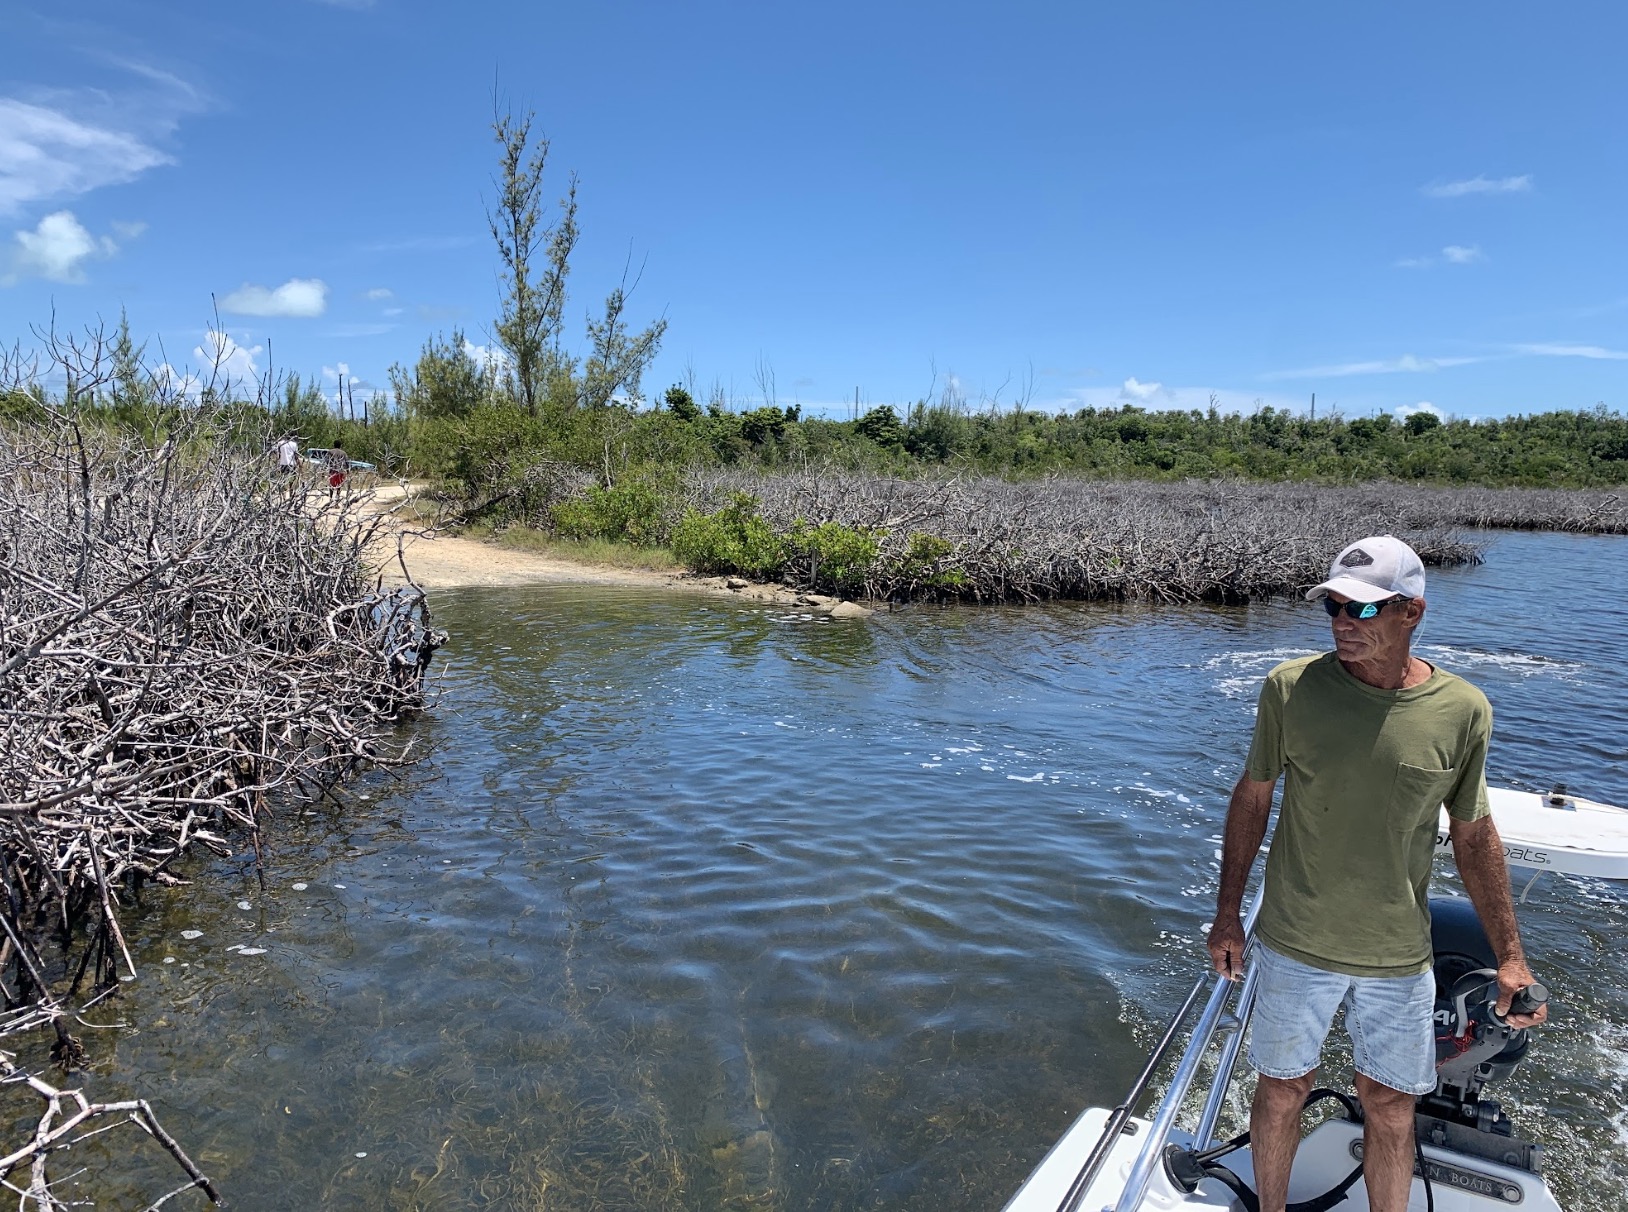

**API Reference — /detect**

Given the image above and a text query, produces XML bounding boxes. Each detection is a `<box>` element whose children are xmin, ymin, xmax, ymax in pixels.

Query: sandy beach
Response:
<box><xmin>363</xmin><ymin>483</ymin><xmax>874</xmax><ymax>615</ymax></box>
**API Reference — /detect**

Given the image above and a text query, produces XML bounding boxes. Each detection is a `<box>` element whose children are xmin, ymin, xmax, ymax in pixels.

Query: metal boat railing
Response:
<box><xmin>1057</xmin><ymin>891</ymin><xmax>1262</xmax><ymax>1212</ymax></box>
<box><xmin>1191</xmin><ymin>956</ymin><xmax>1260</xmax><ymax>1150</ymax></box>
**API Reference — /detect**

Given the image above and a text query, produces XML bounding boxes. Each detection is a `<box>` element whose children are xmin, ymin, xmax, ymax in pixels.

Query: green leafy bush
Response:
<box><xmin>855</xmin><ymin>405</ymin><xmax>906</xmax><ymax>449</ymax></box>
<box><xmin>786</xmin><ymin>520</ymin><xmax>880</xmax><ymax>593</ymax></box>
<box><xmin>552</xmin><ymin>478</ymin><xmax>669</xmax><ymax>544</ymax></box>
<box><xmin>894</xmin><ymin>531</ymin><xmax>965</xmax><ymax>592</ymax></box>
<box><xmin>418</xmin><ymin>402</ymin><xmax>548</xmax><ymax>501</ymax></box>
<box><xmin>670</xmin><ymin>493</ymin><xmax>785</xmax><ymax>578</ymax></box>
<box><xmin>1405</xmin><ymin>411</ymin><xmax>1443</xmax><ymax>437</ymax></box>
<box><xmin>739</xmin><ymin>406</ymin><xmax>789</xmax><ymax>446</ymax></box>
<box><xmin>664</xmin><ymin>384</ymin><xmax>701</xmax><ymax>422</ymax></box>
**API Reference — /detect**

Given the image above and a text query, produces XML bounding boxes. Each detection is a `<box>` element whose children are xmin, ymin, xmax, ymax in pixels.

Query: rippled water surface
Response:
<box><xmin>56</xmin><ymin>531</ymin><xmax>1628</xmax><ymax>1209</ymax></box>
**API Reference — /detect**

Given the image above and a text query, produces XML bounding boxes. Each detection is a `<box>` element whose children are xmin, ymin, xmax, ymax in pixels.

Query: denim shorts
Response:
<box><xmin>1247</xmin><ymin>942</ymin><xmax>1437</xmax><ymax>1096</ymax></box>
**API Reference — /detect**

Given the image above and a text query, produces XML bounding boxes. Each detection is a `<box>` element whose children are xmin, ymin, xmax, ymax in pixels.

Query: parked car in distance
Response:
<box><xmin>303</xmin><ymin>448</ymin><xmax>377</xmax><ymax>472</ymax></box>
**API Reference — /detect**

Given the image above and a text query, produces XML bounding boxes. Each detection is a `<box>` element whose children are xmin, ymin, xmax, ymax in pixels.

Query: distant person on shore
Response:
<box><xmin>274</xmin><ymin>434</ymin><xmax>300</xmax><ymax>476</ymax></box>
<box><xmin>326</xmin><ymin>445</ymin><xmax>349</xmax><ymax>501</ymax></box>
<box><xmin>1207</xmin><ymin>534</ymin><xmax>1545</xmax><ymax>1212</ymax></box>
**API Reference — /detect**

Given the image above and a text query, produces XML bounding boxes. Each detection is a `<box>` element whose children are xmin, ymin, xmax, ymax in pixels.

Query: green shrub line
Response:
<box><xmin>7</xmin><ymin>307</ymin><xmax>1627</xmax><ymax>607</ymax></box>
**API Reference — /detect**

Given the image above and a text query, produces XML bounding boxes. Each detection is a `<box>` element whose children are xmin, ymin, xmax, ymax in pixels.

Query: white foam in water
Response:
<box><xmin>1207</xmin><ymin>647</ymin><xmax>1320</xmax><ymax>697</ymax></box>
<box><xmin>180</xmin><ymin>929</ymin><xmax>202</xmax><ymax>940</ymax></box>
<box><xmin>1205</xmin><ymin>647</ymin><xmax>1319</xmax><ymax>672</ymax></box>
<box><xmin>1418</xmin><ymin>644</ymin><xmax>1587</xmax><ymax>681</ymax></box>
<box><xmin>1006</xmin><ymin>772</ymin><xmax>1045</xmax><ymax>783</ymax></box>
<box><xmin>1129</xmin><ymin>782</ymin><xmax>1177</xmax><ymax>799</ymax></box>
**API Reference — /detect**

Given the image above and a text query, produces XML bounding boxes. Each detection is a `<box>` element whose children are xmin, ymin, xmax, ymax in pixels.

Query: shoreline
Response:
<box><xmin>364</xmin><ymin>485</ymin><xmax>874</xmax><ymax>616</ymax></box>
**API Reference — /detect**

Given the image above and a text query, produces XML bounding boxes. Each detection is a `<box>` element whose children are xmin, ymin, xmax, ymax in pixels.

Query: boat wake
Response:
<box><xmin>1419</xmin><ymin>644</ymin><xmax>1588</xmax><ymax>682</ymax></box>
<box><xmin>1202</xmin><ymin>648</ymin><xmax>1320</xmax><ymax>699</ymax></box>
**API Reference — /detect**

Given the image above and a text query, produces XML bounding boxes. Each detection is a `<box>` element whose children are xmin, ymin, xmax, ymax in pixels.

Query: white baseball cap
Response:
<box><xmin>1305</xmin><ymin>535</ymin><xmax>1426</xmax><ymax>603</ymax></box>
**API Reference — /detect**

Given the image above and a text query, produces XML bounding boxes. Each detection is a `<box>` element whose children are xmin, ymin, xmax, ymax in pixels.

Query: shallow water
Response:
<box><xmin>43</xmin><ymin>530</ymin><xmax>1628</xmax><ymax>1209</ymax></box>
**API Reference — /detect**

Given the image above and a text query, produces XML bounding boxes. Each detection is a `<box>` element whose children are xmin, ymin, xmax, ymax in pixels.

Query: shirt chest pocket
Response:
<box><xmin>1390</xmin><ymin>762</ymin><xmax>1457</xmax><ymax>832</ymax></box>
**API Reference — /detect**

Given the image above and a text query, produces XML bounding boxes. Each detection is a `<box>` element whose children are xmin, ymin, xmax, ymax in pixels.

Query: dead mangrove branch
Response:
<box><xmin>0</xmin><ymin>406</ymin><xmax>443</xmax><ymax>1204</ymax></box>
<box><xmin>677</xmin><ymin>470</ymin><xmax>1492</xmax><ymax>604</ymax></box>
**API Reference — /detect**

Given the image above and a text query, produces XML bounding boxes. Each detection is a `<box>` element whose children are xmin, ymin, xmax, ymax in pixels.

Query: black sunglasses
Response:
<box><xmin>1322</xmin><ymin>596</ymin><xmax>1409</xmax><ymax>620</ymax></box>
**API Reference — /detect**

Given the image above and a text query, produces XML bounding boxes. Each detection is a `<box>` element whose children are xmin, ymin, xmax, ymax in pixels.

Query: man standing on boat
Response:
<box><xmin>1206</xmin><ymin>534</ymin><xmax>1548</xmax><ymax>1212</ymax></box>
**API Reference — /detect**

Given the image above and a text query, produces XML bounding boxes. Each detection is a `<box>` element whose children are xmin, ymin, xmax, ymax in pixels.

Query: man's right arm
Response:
<box><xmin>1206</xmin><ymin>773</ymin><xmax>1277</xmax><ymax>979</ymax></box>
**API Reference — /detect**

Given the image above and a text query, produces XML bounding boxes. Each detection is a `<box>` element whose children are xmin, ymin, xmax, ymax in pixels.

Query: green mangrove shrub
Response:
<box><xmin>670</xmin><ymin>492</ymin><xmax>786</xmax><ymax>578</ymax></box>
<box><xmin>552</xmin><ymin>478</ymin><xmax>669</xmax><ymax>545</ymax></box>
<box><xmin>891</xmin><ymin>531</ymin><xmax>966</xmax><ymax>594</ymax></box>
<box><xmin>785</xmin><ymin>520</ymin><xmax>880</xmax><ymax>594</ymax></box>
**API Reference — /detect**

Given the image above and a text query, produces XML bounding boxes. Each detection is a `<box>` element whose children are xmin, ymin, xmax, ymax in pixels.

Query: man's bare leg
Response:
<box><xmin>1251</xmin><ymin>1072</ymin><xmax>1315</xmax><ymax>1212</ymax></box>
<box><xmin>1354</xmin><ymin>1073</ymin><xmax>1417</xmax><ymax>1212</ymax></box>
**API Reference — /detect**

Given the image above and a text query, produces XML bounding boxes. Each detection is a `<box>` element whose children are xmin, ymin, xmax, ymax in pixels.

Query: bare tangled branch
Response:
<box><xmin>679</xmin><ymin>468</ymin><xmax>1493</xmax><ymax>603</ymax></box>
<box><xmin>0</xmin><ymin>403</ymin><xmax>444</xmax><ymax>1203</ymax></box>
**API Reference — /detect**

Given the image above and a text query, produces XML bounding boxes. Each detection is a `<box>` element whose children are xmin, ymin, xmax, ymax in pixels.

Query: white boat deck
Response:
<box><xmin>1003</xmin><ymin>1108</ymin><xmax>1561</xmax><ymax>1211</ymax></box>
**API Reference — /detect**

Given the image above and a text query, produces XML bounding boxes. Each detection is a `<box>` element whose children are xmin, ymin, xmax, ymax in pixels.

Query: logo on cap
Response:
<box><xmin>1340</xmin><ymin>548</ymin><xmax>1375</xmax><ymax>568</ymax></box>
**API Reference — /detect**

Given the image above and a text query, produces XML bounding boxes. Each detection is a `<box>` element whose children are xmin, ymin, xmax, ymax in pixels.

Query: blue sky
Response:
<box><xmin>3</xmin><ymin>2</ymin><xmax>1625</xmax><ymax>421</ymax></box>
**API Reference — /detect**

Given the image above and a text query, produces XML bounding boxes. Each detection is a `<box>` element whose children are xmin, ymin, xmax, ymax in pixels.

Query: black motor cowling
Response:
<box><xmin>1421</xmin><ymin>896</ymin><xmax>1533</xmax><ymax>1134</ymax></box>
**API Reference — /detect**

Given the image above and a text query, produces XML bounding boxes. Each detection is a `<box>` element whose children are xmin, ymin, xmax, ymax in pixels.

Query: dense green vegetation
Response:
<box><xmin>16</xmin><ymin>350</ymin><xmax>1622</xmax><ymax>499</ymax></box>
<box><xmin>367</xmin><ymin>359</ymin><xmax>1628</xmax><ymax>500</ymax></box>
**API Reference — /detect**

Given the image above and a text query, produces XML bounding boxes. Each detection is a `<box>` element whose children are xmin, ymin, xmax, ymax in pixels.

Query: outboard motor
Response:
<box><xmin>1417</xmin><ymin>896</ymin><xmax>1548</xmax><ymax>1173</ymax></box>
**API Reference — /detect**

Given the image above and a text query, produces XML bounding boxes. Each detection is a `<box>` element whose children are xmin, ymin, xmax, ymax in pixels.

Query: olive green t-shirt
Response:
<box><xmin>1246</xmin><ymin>653</ymin><xmax>1491</xmax><ymax>978</ymax></box>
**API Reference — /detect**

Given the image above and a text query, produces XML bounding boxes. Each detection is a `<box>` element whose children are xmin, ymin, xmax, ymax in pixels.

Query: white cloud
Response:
<box><xmin>364</xmin><ymin>286</ymin><xmax>393</xmax><ymax>300</ymax></box>
<box><xmin>1514</xmin><ymin>342</ymin><xmax>1628</xmax><ymax>361</ymax></box>
<box><xmin>1422</xmin><ymin>175</ymin><xmax>1532</xmax><ymax>199</ymax></box>
<box><xmin>1263</xmin><ymin>354</ymin><xmax>1483</xmax><ymax>380</ymax></box>
<box><xmin>322</xmin><ymin>363</ymin><xmax>387</xmax><ymax>406</ymax></box>
<box><xmin>1395</xmin><ymin>244</ymin><xmax>1485</xmax><ymax>269</ymax></box>
<box><xmin>154</xmin><ymin>363</ymin><xmax>201</xmax><ymax>398</ymax></box>
<box><xmin>1119</xmin><ymin>376</ymin><xmax>1163</xmax><ymax>401</ymax></box>
<box><xmin>196</xmin><ymin>329</ymin><xmax>263</xmax><ymax>384</ymax></box>
<box><xmin>1395</xmin><ymin>401</ymin><xmax>1445</xmax><ymax>420</ymax></box>
<box><xmin>153</xmin><ymin>329</ymin><xmax>263</xmax><ymax>398</ymax></box>
<box><xmin>220</xmin><ymin>278</ymin><xmax>329</xmax><ymax>317</ymax></box>
<box><xmin>110</xmin><ymin>219</ymin><xmax>148</xmax><ymax>240</ymax></box>
<box><xmin>1268</xmin><ymin>342</ymin><xmax>1628</xmax><ymax>382</ymax></box>
<box><xmin>0</xmin><ymin>98</ymin><xmax>172</xmax><ymax>218</ymax></box>
<box><xmin>462</xmin><ymin>338</ymin><xmax>509</xmax><ymax>373</ymax></box>
<box><xmin>382</xmin><ymin>306</ymin><xmax>404</xmax><ymax>317</ymax></box>
<box><xmin>7</xmin><ymin>209</ymin><xmax>116</xmax><ymax>283</ymax></box>
<box><xmin>98</xmin><ymin>59</ymin><xmax>204</xmax><ymax>105</ymax></box>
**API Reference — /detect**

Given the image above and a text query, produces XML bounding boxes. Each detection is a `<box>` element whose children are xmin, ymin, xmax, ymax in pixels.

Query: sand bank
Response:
<box><xmin>364</xmin><ymin>484</ymin><xmax>873</xmax><ymax>615</ymax></box>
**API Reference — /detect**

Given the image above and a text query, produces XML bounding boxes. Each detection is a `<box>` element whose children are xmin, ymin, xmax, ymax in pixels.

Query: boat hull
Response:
<box><xmin>1435</xmin><ymin>787</ymin><xmax>1628</xmax><ymax>879</ymax></box>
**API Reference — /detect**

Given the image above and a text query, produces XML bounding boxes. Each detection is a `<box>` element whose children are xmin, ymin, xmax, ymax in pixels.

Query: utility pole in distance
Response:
<box><xmin>1311</xmin><ymin>392</ymin><xmax>1316</xmax><ymax>421</ymax></box>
